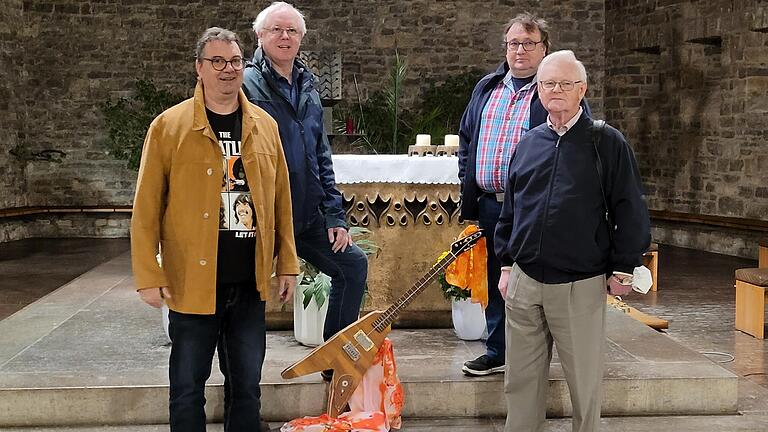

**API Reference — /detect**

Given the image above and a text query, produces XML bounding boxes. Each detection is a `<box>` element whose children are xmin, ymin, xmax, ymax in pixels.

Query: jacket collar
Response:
<box><xmin>191</xmin><ymin>81</ymin><xmax>262</xmax><ymax>142</ymax></box>
<box><xmin>251</xmin><ymin>47</ymin><xmax>314</xmax><ymax>86</ymax></box>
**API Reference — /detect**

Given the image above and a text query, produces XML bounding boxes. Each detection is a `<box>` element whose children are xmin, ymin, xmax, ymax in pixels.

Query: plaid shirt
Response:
<box><xmin>475</xmin><ymin>74</ymin><xmax>537</xmax><ymax>192</ymax></box>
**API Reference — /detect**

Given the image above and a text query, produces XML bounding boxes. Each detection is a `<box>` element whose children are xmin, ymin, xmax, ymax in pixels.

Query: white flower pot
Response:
<box><xmin>451</xmin><ymin>298</ymin><xmax>487</xmax><ymax>341</ymax></box>
<box><xmin>293</xmin><ymin>285</ymin><xmax>329</xmax><ymax>347</ymax></box>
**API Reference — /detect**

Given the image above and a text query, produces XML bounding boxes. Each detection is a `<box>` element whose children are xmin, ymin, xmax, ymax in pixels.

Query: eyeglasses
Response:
<box><xmin>539</xmin><ymin>80</ymin><xmax>583</xmax><ymax>91</ymax></box>
<box><xmin>504</xmin><ymin>40</ymin><xmax>543</xmax><ymax>52</ymax></box>
<box><xmin>202</xmin><ymin>56</ymin><xmax>244</xmax><ymax>71</ymax></box>
<box><xmin>265</xmin><ymin>26</ymin><xmax>300</xmax><ymax>38</ymax></box>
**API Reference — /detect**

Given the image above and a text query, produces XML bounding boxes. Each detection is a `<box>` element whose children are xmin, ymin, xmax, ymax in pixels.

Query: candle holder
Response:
<box><xmin>408</xmin><ymin>145</ymin><xmax>438</xmax><ymax>157</ymax></box>
<box><xmin>435</xmin><ymin>145</ymin><xmax>459</xmax><ymax>157</ymax></box>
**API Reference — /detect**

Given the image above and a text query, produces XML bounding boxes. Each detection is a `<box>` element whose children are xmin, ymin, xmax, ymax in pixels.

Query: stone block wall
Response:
<box><xmin>605</xmin><ymin>0</ymin><xmax>768</xmax><ymax>219</ymax></box>
<box><xmin>9</xmin><ymin>0</ymin><xmax>604</xmax><ymax>211</ymax></box>
<box><xmin>0</xmin><ymin>0</ymin><xmax>27</xmax><ymax>209</ymax></box>
<box><xmin>0</xmin><ymin>212</ymin><xmax>130</xmax><ymax>243</ymax></box>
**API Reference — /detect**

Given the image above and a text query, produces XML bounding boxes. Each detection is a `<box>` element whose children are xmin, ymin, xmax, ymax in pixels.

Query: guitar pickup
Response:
<box><xmin>342</xmin><ymin>342</ymin><xmax>361</xmax><ymax>361</ymax></box>
<box><xmin>354</xmin><ymin>330</ymin><xmax>375</xmax><ymax>352</ymax></box>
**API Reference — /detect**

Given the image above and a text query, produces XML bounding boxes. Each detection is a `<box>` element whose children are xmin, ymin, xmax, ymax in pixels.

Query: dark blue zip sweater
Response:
<box><xmin>494</xmin><ymin>112</ymin><xmax>650</xmax><ymax>283</ymax></box>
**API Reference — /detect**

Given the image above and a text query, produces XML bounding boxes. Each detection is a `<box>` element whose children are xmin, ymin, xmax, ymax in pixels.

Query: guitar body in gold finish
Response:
<box><xmin>281</xmin><ymin>227</ymin><xmax>485</xmax><ymax>418</ymax></box>
<box><xmin>281</xmin><ymin>311</ymin><xmax>391</xmax><ymax>417</ymax></box>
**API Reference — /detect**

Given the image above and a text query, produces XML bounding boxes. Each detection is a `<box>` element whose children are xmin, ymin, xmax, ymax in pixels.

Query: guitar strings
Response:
<box><xmin>369</xmin><ymin>233</ymin><xmax>481</xmax><ymax>335</ymax></box>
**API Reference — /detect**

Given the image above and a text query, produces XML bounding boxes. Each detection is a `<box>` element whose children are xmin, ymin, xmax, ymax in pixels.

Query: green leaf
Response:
<box><xmin>302</xmin><ymin>285</ymin><xmax>314</xmax><ymax>309</ymax></box>
<box><xmin>101</xmin><ymin>80</ymin><xmax>184</xmax><ymax>170</ymax></box>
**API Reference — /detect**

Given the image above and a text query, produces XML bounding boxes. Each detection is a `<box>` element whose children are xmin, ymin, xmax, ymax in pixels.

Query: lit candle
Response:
<box><xmin>444</xmin><ymin>134</ymin><xmax>459</xmax><ymax>146</ymax></box>
<box><xmin>416</xmin><ymin>134</ymin><xmax>431</xmax><ymax>146</ymax></box>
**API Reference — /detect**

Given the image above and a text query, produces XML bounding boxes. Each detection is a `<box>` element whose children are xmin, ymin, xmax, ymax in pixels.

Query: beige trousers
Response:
<box><xmin>504</xmin><ymin>264</ymin><xmax>606</xmax><ymax>432</ymax></box>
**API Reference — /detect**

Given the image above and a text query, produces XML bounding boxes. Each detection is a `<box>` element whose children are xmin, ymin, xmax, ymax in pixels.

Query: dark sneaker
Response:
<box><xmin>462</xmin><ymin>354</ymin><xmax>505</xmax><ymax>376</ymax></box>
<box><xmin>320</xmin><ymin>369</ymin><xmax>333</xmax><ymax>382</ymax></box>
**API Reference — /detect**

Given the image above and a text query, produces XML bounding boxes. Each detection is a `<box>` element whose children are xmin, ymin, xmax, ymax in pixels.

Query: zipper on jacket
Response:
<box><xmin>261</xmin><ymin>66</ymin><xmax>303</xmax><ymax>123</ymax></box>
<box><xmin>536</xmin><ymin>135</ymin><xmax>562</xmax><ymax>258</ymax></box>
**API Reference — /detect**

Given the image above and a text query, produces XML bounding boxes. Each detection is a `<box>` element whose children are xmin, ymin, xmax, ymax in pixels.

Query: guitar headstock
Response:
<box><xmin>449</xmin><ymin>229</ymin><xmax>485</xmax><ymax>256</ymax></box>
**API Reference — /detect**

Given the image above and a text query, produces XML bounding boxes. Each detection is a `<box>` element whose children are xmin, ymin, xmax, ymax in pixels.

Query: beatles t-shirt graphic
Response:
<box><xmin>206</xmin><ymin>107</ymin><xmax>257</xmax><ymax>285</ymax></box>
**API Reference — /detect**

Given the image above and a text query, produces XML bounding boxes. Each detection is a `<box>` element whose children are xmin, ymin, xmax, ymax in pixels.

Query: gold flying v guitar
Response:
<box><xmin>281</xmin><ymin>229</ymin><xmax>485</xmax><ymax>417</ymax></box>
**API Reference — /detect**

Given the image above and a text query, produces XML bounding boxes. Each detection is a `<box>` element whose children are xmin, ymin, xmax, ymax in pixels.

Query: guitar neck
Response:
<box><xmin>373</xmin><ymin>251</ymin><xmax>460</xmax><ymax>332</ymax></box>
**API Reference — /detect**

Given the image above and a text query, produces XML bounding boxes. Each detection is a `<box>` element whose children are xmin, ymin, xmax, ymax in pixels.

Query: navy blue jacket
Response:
<box><xmin>458</xmin><ymin>61</ymin><xmax>590</xmax><ymax>221</ymax></box>
<box><xmin>494</xmin><ymin>111</ymin><xmax>651</xmax><ymax>283</ymax></box>
<box><xmin>242</xmin><ymin>48</ymin><xmax>346</xmax><ymax>234</ymax></box>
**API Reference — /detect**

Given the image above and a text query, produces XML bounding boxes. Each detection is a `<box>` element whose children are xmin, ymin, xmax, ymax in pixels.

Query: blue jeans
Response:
<box><xmin>478</xmin><ymin>194</ymin><xmax>504</xmax><ymax>361</ymax></box>
<box><xmin>168</xmin><ymin>282</ymin><xmax>266</xmax><ymax>432</ymax></box>
<box><xmin>295</xmin><ymin>216</ymin><xmax>368</xmax><ymax>341</ymax></box>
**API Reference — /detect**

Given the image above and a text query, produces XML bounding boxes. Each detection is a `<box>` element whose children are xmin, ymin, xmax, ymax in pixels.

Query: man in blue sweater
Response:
<box><xmin>494</xmin><ymin>50</ymin><xmax>650</xmax><ymax>432</ymax></box>
<box><xmin>242</xmin><ymin>2</ymin><xmax>368</xmax><ymax>381</ymax></box>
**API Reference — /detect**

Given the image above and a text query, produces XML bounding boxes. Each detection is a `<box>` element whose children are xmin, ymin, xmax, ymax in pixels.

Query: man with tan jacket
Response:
<box><xmin>131</xmin><ymin>27</ymin><xmax>298</xmax><ymax>432</ymax></box>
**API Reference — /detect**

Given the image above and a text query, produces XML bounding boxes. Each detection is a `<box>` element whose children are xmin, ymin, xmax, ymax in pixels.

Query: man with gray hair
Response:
<box><xmin>131</xmin><ymin>27</ymin><xmax>298</xmax><ymax>431</ymax></box>
<box><xmin>494</xmin><ymin>50</ymin><xmax>650</xmax><ymax>431</ymax></box>
<box><xmin>458</xmin><ymin>12</ymin><xmax>591</xmax><ymax>377</ymax></box>
<box><xmin>243</xmin><ymin>2</ymin><xmax>368</xmax><ymax>383</ymax></box>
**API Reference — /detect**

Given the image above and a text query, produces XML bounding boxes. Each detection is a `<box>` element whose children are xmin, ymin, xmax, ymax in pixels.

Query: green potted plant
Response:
<box><xmin>293</xmin><ymin>227</ymin><xmax>380</xmax><ymax>346</ymax></box>
<box><xmin>436</xmin><ymin>251</ymin><xmax>487</xmax><ymax>341</ymax></box>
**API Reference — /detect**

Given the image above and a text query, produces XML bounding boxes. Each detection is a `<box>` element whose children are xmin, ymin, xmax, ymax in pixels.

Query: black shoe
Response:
<box><xmin>462</xmin><ymin>354</ymin><xmax>505</xmax><ymax>376</ymax></box>
<box><xmin>320</xmin><ymin>369</ymin><xmax>333</xmax><ymax>382</ymax></box>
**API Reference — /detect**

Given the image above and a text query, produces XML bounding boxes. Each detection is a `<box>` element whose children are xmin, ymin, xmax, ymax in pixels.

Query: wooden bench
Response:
<box><xmin>642</xmin><ymin>242</ymin><xmax>659</xmax><ymax>291</ymax></box>
<box><xmin>735</xmin><ymin>268</ymin><xmax>768</xmax><ymax>339</ymax></box>
<box><xmin>760</xmin><ymin>238</ymin><xmax>767</xmax><ymax>268</ymax></box>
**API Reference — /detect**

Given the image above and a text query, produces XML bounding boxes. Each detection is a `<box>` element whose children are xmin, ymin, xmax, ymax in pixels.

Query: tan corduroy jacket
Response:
<box><xmin>130</xmin><ymin>82</ymin><xmax>299</xmax><ymax>314</ymax></box>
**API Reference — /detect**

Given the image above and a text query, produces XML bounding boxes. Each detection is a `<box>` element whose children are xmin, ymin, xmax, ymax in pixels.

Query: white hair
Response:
<box><xmin>538</xmin><ymin>50</ymin><xmax>588</xmax><ymax>83</ymax></box>
<box><xmin>252</xmin><ymin>1</ymin><xmax>307</xmax><ymax>44</ymax></box>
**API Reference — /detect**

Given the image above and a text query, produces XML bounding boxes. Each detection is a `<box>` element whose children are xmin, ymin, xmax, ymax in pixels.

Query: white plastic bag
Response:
<box><xmin>632</xmin><ymin>265</ymin><xmax>653</xmax><ymax>294</ymax></box>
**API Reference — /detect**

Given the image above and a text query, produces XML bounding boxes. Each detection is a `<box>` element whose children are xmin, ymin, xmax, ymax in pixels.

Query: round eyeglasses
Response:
<box><xmin>202</xmin><ymin>57</ymin><xmax>244</xmax><ymax>71</ymax></box>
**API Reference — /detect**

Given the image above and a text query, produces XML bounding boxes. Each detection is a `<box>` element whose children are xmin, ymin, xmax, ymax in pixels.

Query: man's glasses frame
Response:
<box><xmin>538</xmin><ymin>80</ymin><xmax>584</xmax><ymax>91</ymax></box>
<box><xmin>202</xmin><ymin>56</ymin><xmax>244</xmax><ymax>71</ymax></box>
<box><xmin>504</xmin><ymin>40</ymin><xmax>544</xmax><ymax>52</ymax></box>
<box><xmin>265</xmin><ymin>26</ymin><xmax>300</xmax><ymax>38</ymax></box>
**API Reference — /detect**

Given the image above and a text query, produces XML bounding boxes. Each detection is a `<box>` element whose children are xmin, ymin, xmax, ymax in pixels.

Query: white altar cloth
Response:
<box><xmin>332</xmin><ymin>154</ymin><xmax>460</xmax><ymax>185</ymax></box>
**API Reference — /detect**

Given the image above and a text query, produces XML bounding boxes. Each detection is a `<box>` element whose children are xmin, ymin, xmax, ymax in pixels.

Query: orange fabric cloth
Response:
<box><xmin>445</xmin><ymin>225</ymin><xmax>488</xmax><ymax>309</ymax></box>
<box><xmin>281</xmin><ymin>338</ymin><xmax>404</xmax><ymax>432</ymax></box>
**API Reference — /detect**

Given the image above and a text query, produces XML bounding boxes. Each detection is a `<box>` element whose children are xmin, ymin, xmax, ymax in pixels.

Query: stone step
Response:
<box><xmin>3</xmin><ymin>414</ymin><xmax>768</xmax><ymax>432</ymax></box>
<box><xmin>0</xmin><ymin>254</ymin><xmax>739</xmax><ymax>427</ymax></box>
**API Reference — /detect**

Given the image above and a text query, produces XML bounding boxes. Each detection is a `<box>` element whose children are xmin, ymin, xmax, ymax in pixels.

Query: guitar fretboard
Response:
<box><xmin>372</xmin><ymin>248</ymin><xmax>464</xmax><ymax>332</ymax></box>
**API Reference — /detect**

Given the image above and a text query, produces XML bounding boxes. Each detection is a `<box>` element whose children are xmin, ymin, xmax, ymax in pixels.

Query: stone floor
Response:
<box><xmin>621</xmin><ymin>244</ymin><xmax>767</xmax><ymax>390</ymax></box>
<box><xmin>0</xmin><ymin>238</ymin><xmax>129</xmax><ymax>320</ymax></box>
<box><xmin>0</xmin><ymin>239</ymin><xmax>767</xmax><ymax>431</ymax></box>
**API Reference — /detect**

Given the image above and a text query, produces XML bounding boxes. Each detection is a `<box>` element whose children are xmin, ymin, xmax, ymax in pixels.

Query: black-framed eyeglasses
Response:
<box><xmin>504</xmin><ymin>40</ymin><xmax>543</xmax><ymax>52</ymax></box>
<box><xmin>266</xmin><ymin>26</ymin><xmax>300</xmax><ymax>38</ymax></box>
<box><xmin>202</xmin><ymin>56</ymin><xmax>244</xmax><ymax>71</ymax></box>
<box><xmin>539</xmin><ymin>80</ymin><xmax>584</xmax><ymax>91</ymax></box>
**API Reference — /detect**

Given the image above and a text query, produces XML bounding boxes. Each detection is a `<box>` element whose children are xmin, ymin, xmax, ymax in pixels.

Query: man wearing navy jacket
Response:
<box><xmin>458</xmin><ymin>12</ymin><xmax>590</xmax><ymax>376</ymax></box>
<box><xmin>495</xmin><ymin>50</ymin><xmax>650</xmax><ymax>432</ymax></box>
<box><xmin>242</xmin><ymin>2</ymin><xmax>368</xmax><ymax>380</ymax></box>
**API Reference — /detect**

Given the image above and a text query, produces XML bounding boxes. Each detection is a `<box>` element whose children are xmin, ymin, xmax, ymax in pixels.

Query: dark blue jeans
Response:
<box><xmin>478</xmin><ymin>194</ymin><xmax>504</xmax><ymax>362</ymax></box>
<box><xmin>168</xmin><ymin>282</ymin><xmax>266</xmax><ymax>432</ymax></box>
<box><xmin>295</xmin><ymin>216</ymin><xmax>368</xmax><ymax>341</ymax></box>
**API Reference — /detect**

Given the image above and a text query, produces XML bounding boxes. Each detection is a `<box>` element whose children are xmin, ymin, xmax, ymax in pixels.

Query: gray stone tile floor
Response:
<box><xmin>1</xmin><ymin>239</ymin><xmax>767</xmax><ymax>431</ymax></box>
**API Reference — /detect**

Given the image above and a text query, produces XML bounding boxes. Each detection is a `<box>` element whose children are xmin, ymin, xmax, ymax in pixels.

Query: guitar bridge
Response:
<box><xmin>342</xmin><ymin>342</ymin><xmax>361</xmax><ymax>361</ymax></box>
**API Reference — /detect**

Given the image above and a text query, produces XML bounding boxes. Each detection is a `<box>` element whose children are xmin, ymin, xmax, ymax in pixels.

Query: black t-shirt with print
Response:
<box><xmin>206</xmin><ymin>107</ymin><xmax>257</xmax><ymax>285</ymax></box>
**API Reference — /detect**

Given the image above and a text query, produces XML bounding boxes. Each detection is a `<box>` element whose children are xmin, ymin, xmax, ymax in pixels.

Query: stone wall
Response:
<box><xmin>0</xmin><ymin>213</ymin><xmax>130</xmax><ymax>244</ymax></box>
<box><xmin>0</xmin><ymin>0</ymin><xmax>26</xmax><ymax>209</ymax></box>
<box><xmin>9</xmin><ymin>0</ymin><xmax>604</xmax><ymax>212</ymax></box>
<box><xmin>605</xmin><ymin>1</ymin><xmax>768</xmax><ymax>255</ymax></box>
